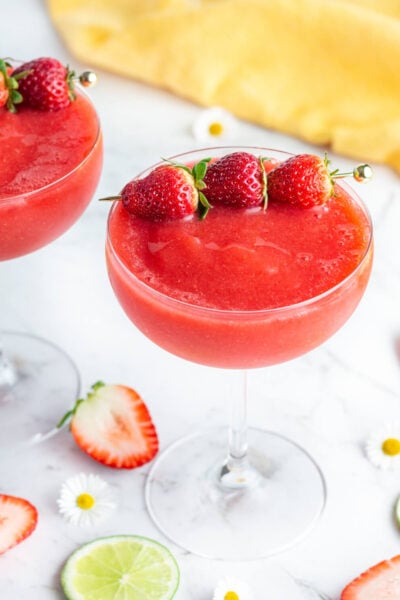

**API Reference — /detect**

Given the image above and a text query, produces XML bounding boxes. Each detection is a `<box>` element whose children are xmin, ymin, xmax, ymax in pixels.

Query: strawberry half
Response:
<box><xmin>341</xmin><ymin>555</ymin><xmax>400</xmax><ymax>599</ymax></box>
<box><xmin>203</xmin><ymin>151</ymin><xmax>267</xmax><ymax>208</ymax></box>
<box><xmin>0</xmin><ymin>494</ymin><xmax>38</xmax><ymax>555</ymax></box>
<box><xmin>104</xmin><ymin>158</ymin><xmax>212</xmax><ymax>221</ymax></box>
<box><xmin>267</xmin><ymin>153</ymin><xmax>334</xmax><ymax>209</ymax></box>
<box><xmin>13</xmin><ymin>57</ymin><xmax>76</xmax><ymax>111</ymax></box>
<box><xmin>58</xmin><ymin>382</ymin><xmax>159</xmax><ymax>469</ymax></box>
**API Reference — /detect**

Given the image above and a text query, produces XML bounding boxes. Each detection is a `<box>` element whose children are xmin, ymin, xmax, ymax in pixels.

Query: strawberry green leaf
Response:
<box><xmin>192</xmin><ymin>158</ymin><xmax>211</xmax><ymax>182</ymax></box>
<box><xmin>198</xmin><ymin>191</ymin><xmax>212</xmax><ymax>220</ymax></box>
<box><xmin>66</xmin><ymin>65</ymin><xmax>77</xmax><ymax>102</ymax></box>
<box><xmin>11</xmin><ymin>90</ymin><xmax>22</xmax><ymax>104</ymax></box>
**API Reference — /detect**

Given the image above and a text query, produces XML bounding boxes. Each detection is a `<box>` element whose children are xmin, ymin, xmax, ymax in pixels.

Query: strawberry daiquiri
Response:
<box><xmin>0</xmin><ymin>57</ymin><xmax>103</xmax><ymax>455</ymax></box>
<box><xmin>0</xmin><ymin>58</ymin><xmax>102</xmax><ymax>260</ymax></box>
<box><xmin>106</xmin><ymin>151</ymin><xmax>373</xmax><ymax>369</ymax></box>
<box><xmin>105</xmin><ymin>147</ymin><xmax>374</xmax><ymax>560</ymax></box>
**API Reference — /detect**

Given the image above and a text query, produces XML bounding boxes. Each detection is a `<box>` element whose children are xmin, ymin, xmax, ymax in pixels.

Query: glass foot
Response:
<box><xmin>145</xmin><ymin>427</ymin><xmax>326</xmax><ymax>560</ymax></box>
<box><xmin>0</xmin><ymin>331</ymin><xmax>80</xmax><ymax>455</ymax></box>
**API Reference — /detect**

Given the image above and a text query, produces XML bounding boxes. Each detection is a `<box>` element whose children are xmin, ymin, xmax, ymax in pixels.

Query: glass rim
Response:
<box><xmin>0</xmin><ymin>86</ymin><xmax>102</xmax><ymax>205</ymax></box>
<box><xmin>106</xmin><ymin>145</ymin><xmax>374</xmax><ymax>318</ymax></box>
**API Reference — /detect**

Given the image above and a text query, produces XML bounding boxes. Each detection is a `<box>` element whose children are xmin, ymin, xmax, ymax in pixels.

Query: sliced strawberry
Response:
<box><xmin>341</xmin><ymin>555</ymin><xmax>400</xmax><ymax>599</ymax></box>
<box><xmin>58</xmin><ymin>382</ymin><xmax>159</xmax><ymax>469</ymax></box>
<box><xmin>0</xmin><ymin>494</ymin><xmax>38</xmax><ymax>555</ymax></box>
<box><xmin>203</xmin><ymin>151</ymin><xmax>267</xmax><ymax>208</ymax></box>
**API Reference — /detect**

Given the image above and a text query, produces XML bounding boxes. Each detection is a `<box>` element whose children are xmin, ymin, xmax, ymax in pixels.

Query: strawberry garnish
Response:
<box><xmin>267</xmin><ymin>153</ymin><xmax>373</xmax><ymax>209</ymax></box>
<box><xmin>58</xmin><ymin>382</ymin><xmax>159</xmax><ymax>469</ymax></box>
<box><xmin>102</xmin><ymin>158</ymin><xmax>212</xmax><ymax>221</ymax></box>
<box><xmin>341</xmin><ymin>554</ymin><xmax>400</xmax><ymax>599</ymax></box>
<box><xmin>267</xmin><ymin>153</ymin><xmax>334</xmax><ymax>209</ymax></box>
<box><xmin>0</xmin><ymin>59</ymin><xmax>25</xmax><ymax>112</ymax></box>
<box><xmin>13</xmin><ymin>57</ymin><xmax>76</xmax><ymax>111</ymax></box>
<box><xmin>203</xmin><ymin>151</ymin><xmax>267</xmax><ymax>209</ymax></box>
<box><xmin>0</xmin><ymin>494</ymin><xmax>38</xmax><ymax>555</ymax></box>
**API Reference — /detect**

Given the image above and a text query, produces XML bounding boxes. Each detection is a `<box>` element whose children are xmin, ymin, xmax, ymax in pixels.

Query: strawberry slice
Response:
<box><xmin>58</xmin><ymin>382</ymin><xmax>159</xmax><ymax>469</ymax></box>
<box><xmin>0</xmin><ymin>494</ymin><xmax>38</xmax><ymax>555</ymax></box>
<box><xmin>341</xmin><ymin>555</ymin><xmax>400</xmax><ymax>599</ymax></box>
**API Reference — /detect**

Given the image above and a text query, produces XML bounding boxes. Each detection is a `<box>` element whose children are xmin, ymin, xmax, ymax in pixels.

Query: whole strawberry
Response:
<box><xmin>0</xmin><ymin>59</ymin><xmax>24</xmax><ymax>112</ymax></box>
<box><xmin>203</xmin><ymin>151</ymin><xmax>267</xmax><ymax>208</ymax></box>
<box><xmin>108</xmin><ymin>159</ymin><xmax>212</xmax><ymax>222</ymax></box>
<box><xmin>13</xmin><ymin>57</ymin><xmax>75</xmax><ymax>111</ymax></box>
<box><xmin>267</xmin><ymin>153</ymin><xmax>334</xmax><ymax>209</ymax></box>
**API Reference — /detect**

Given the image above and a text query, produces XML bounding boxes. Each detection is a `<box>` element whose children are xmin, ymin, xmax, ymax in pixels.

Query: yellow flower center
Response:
<box><xmin>208</xmin><ymin>121</ymin><xmax>224</xmax><ymax>136</ymax></box>
<box><xmin>224</xmin><ymin>593</ymin><xmax>239</xmax><ymax>600</ymax></box>
<box><xmin>76</xmin><ymin>493</ymin><xmax>96</xmax><ymax>510</ymax></box>
<box><xmin>382</xmin><ymin>438</ymin><xmax>400</xmax><ymax>456</ymax></box>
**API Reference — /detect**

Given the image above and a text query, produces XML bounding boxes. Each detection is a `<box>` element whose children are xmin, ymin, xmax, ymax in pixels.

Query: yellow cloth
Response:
<box><xmin>48</xmin><ymin>0</ymin><xmax>400</xmax><ymax>171</ymax></box>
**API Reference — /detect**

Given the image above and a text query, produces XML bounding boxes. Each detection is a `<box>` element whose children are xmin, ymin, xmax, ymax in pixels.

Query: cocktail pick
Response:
<box><xmin>331</xmin><ymin>163</ymin><xmax>373</xmax><ymax>183</ymax></box>
<box><xmin>77</xmin><ymin>70</ymin><xmax>97</xmax><ymax>87</ymax></box>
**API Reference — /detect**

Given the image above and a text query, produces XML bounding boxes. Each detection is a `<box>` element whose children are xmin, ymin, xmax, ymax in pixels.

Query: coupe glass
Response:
<box><xmin>0</xmin><ymin>91</ymin><xmax>103</xmax><ymax>454</ymax></box>
<box><xmin>106</xmin><ymin>147</ymin><xmax>373</xmax><ymax>559</ymax></box>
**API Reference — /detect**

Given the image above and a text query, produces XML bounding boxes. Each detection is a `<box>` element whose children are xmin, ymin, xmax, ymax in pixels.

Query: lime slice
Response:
<box><xmin>61</xmin><ymin>535</ymin><xmax>180</xmax><ymax>600</ymax></box>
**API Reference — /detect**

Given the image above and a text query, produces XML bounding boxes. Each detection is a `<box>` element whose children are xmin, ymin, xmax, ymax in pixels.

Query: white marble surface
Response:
<box><xmin>1</xmin><ymin>1</ymin><xmax>400</xmax><ymax>598</ymax></box>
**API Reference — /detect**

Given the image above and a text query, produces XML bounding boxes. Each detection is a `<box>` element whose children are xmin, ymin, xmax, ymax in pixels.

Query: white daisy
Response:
<box><xmin>365</xmin><ymin>423</ymin><xmax>400</xmax><ymax>470</ymax></box>
<box><xmin>192</xmin><ymin>107</ymin><xmax>237</xmax><ymax>142</ymax></box>
<box><xmin>57</xmin><ymin>473</ymin><xmax>117</xmax><ymax>526</ymax></box>
<box><xmin>213</xmin><ymin>577</ymin><xmax>253</xmax><ymax>600</ymax></box>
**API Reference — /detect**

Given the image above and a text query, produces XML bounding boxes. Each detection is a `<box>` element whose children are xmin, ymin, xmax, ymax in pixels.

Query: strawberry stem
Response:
<box><xmin>56</xmin><ymin>400</ymin><xmax>84</xmax><ymax>429</ymax></box>
<box><xmin>56</xmin><ymin>381</ymin><xmax>106</xmax><ymax>428</ymax></box>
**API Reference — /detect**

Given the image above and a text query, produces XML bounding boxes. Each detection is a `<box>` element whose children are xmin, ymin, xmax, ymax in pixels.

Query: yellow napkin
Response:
<box><xmin>48</xmin><ymin>0</ymin><xmax>400</xmax><ymax>172</ymax></box>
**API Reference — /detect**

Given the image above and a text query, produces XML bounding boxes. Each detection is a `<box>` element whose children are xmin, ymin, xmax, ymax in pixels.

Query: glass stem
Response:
<box><xmin>219</xmin><ymin>370</ymin><xmax>259</xmax><ymax>490</ymax></box>
<box><xmin>228</xmin><ymin>369</ymin><xmax>248</xmax><ymax>461</ymax></box>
